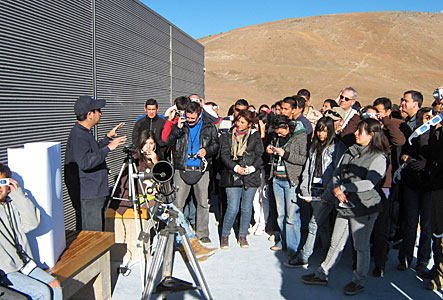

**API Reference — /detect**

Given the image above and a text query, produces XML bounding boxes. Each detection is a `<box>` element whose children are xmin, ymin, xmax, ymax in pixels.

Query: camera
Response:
<box><xmin>188</xmin><ymin>153</ymin><xmax>197</xmax><ymax>160</ymax></box>
<box><xmin>434</xmin><ymin>88</ymin><xmax>443</xmax><ymax>100</ymax></box>
<box><xmin>123</xmin><ymin>145</ymin><xmax>136</xmax><ymax>155</ymax></box>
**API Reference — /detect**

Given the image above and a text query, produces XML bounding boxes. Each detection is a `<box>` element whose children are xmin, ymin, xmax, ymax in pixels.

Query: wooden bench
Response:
<box><xmin>50</xmin><ymin>231</ymin><xmax>114</xmax><ymax>300</ymax></box>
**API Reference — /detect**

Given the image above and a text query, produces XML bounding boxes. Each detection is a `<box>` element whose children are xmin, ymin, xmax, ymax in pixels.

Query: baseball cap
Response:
<box><xmin>325</xmin><ymin>107</ymin><xmax>346</xmax><ymax>121</ymax></box>
<box><xmin>74</xmin><ymin>96</ymin><xmax>106</xmax><ymax>115</ymax></box>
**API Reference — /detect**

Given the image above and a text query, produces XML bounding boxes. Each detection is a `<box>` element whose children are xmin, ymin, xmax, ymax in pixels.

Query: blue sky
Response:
<box><xmin>141</xmin><ymin>0</ymin><xmax>442</xmax><ymax>39</ymax></box>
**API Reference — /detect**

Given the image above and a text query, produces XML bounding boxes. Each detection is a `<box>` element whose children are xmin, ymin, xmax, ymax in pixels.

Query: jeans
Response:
<box><xmin>81</xmin><ymin>196</ymin><xmax>106</xmax><ymax>231</ymax></box>
<box><xmin>273</xmin><ymin>178</ymin><xmax>301</xmax><ymax>255</ymax></box>
<box><xmin>153</xmin><ymin>203</ymin><xmax>196</xmax><ymax>245</ymax></box>
<box><xmin>173</xmin><ymin>170</ymin><xmax>210</xmax><ymax>239</ymax></box>
<box><xmin>316</xmin><ymin>213</ymin><xmax>378</xmax><ymax>286</ymax></box>
<box><xmin>398</xmin><ymin>184</ymin><xmax>431</xmax><ymax>266</ymax></box>
<box><xmin>222</xmin><ymin>187</ymin><xmax>257</xmax><ymax>237</ymax></box>
<box><xmin>297</xmin><ymin>201</ymin><xmax>334</xmax><ymax>264</ymax></box>
<box><xmin>183</xmin><ymin>194</ymin><xmax>196</xmax><ymax>226</ymax></box>
<box><xmin>6</xmin><ymin>267</ymin><xmax>62</xmax><ymax>300</ymax></box>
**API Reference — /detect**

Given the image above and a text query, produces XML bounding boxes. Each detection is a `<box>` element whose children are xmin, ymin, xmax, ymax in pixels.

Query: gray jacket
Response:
<box><xmin>0</xmin><ymin>188</ymin><xmax>40</xmax><ymax>274</ymax></box>
<box><xmin>269</xmin><ymin>121</ymin><xmax>307</xmax><ymax>187</ymax></box>
<box><xmin>333</xmin><ymin>144</ymin><xmax>387</xmax><ymax>217</ymax></box>
<box><xmin>300</xmin><ymin>139</ymin><xmax>346</xmax><ymax>204</ymax></box>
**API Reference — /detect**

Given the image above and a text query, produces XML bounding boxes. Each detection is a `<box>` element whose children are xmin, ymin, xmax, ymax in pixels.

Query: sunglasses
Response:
<box><xmin>190</xmin><ymin>98</ymin><xmax>200</xmax><ymax>103</ymax></box>
<box><xmin>339</xmin><ymin>95</ymin><xmax>353</xmax><ymax>101</ymax></box>
<box><xmin>92</xmin><ymin>109</ymin><xmax>101</xmax><ymax>113</ymax></box>
<box><xmin>234</xmin><ymin>107</ymin><xmax>245</xmax><ymax>112</ymax></box>
<box><xmin>325</xmin><ymin>110</ymin><xmax>341</xmax><ymax>118</ymax></box>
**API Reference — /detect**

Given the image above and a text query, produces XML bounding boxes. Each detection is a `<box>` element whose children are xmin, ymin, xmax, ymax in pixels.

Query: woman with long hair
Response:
<box><xmin>118</xmin><ymin>130</ymin><xmax>216</xmax><ymax>260</ymax></box>
<box><xmin>219</xmin><ymin>110</ymin><xmax>264</xmax><ymax>248</ymax></box>
<box><xmin>287</xmin><ymin>116</ymin><xmax>346</xmax><ymax>268</ymax></box>
<box><xmin>302</xmin><ymin>118</ymin><xmax>389</xmax><ymax>296</ymax></box>
<box><xmin>266</xmin><ymin>115</ymin><xmax>307</xmax><ymax>263</ymax></box>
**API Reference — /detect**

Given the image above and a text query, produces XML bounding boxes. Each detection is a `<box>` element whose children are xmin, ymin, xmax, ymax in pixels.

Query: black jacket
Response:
<box><xmin>219</xmin><ymin>129</ymin><xmax>264</xmax><ymax>188</ymax></box>
<box><xmin>166</xmin><ymin>115</ymin><xmax>219</xmax><ymax>170</ymax></box>
<box><xmin>64</xmin><ymin>122</ymin><xmax>111</xmax><ymax>199</ymax></box>
<box><xmin>132</xmin><ymin>115</ymin><xmax>166</xmax><ymax>147</ymax></box>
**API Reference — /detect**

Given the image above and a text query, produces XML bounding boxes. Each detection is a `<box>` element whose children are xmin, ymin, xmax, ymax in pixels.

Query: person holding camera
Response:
<box><xmin>65</xmin><ymin>96</ymin><xmax>127</xmax><ymax>231</ymax></box>
<box><xmin>219</xmin><ymin>110</ymin><xmax>264</xmax><ymax>249</ymax></box>
<box><xmin>0</xmin><ymin>163</ymin><xmax>62</xmax><ymax>300</ymax></box>
<box><xmin>166</xmin><ymin>102</ymin><xmax>219</xmax><ymax>244</ymax></box>
<box><xmin>266</xmin><ymin>115</ymin><xmax>307</xmax><ymax>262</ymax></box>
<box><xmin>116</xmin><ymin>130</ymin><xmax>216</xmax><ymax>261</ymax></box>
<box><xmin>302</xmin><ymin>118</ymin><xmax>389</xmax><ymax>296</ymax></box>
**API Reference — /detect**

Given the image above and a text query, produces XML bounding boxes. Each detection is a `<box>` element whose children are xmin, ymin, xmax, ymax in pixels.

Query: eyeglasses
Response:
<box><xmin>339</xmin><ymin>95</ymin><xmax>353</xmax><ymax>101</ymax></box>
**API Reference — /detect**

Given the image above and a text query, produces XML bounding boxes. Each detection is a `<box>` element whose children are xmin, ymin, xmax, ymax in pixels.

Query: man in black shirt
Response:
<box><xmin>65</xmin><ymin>96</ymin><xmax>126</xmax><ymax>231</ymax></box>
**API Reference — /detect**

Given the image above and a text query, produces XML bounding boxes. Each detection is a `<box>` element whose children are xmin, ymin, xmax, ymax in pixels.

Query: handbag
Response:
<box><xmin>179</xmin><ymin>170</ymin><xmax>203</xmax><ymax>185</ymax></box>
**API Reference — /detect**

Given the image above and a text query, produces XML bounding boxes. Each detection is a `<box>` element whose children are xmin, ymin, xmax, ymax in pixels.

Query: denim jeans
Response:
<box><xmin>6</xmin><ymin>267</ymin><xmax>62</xmax><ymax>300</ymax></box>
<box><xmin>297</xmin><ymin>201</ymin><xmax>334</xmax><ymax>263</ymax></box>
<box><xmin>398</xmin><ymin>184</ymin><xmax>431</xmax><ymax>266</ymax></box>
<box><xmin>273</xmin><ymin>178</ymin><xmax>301</xmax><ymax>255</ymax></box>
<box><xmin>222</xmin><ymin>187</ymin><xmax>257</xmax><ymax>237</ymax></box>
<box><xmin>153</xmin><ymin>203</ymin><xmax>196</xmax><ymax>245</ymax></box>
<box><xmin>316</xmin><ymin>213</ymin><xmax>378</xmax><ymax>286</ymax></box>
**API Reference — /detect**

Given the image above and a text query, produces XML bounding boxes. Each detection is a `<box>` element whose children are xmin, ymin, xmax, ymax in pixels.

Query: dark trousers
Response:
<box><xmin>398</xmin><ymin>184</ymin><xmax>431</xmax><ymax>265</ymax></box>
<box><xmin>80</xmin><ymin>197</ymin><xmax>107</xmax><ymax>231</ymax></box>
<box><xmin>372</xmin><ymin>188</ymin><xmax>392</xmax><ymax>268</ymax></box>
<box><xmin>431</xmin><ymin>189</ymin><xmax>443</xmax><ymax>283</ymax></box>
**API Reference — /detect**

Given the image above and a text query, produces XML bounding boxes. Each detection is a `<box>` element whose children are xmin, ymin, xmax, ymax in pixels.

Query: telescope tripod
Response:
<box><xmin>141</xmin><ymin>209</ymin><xmax>213</xmax><ymax>300</ymax></box>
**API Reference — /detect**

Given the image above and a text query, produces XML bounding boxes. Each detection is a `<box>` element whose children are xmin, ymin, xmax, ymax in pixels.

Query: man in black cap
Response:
<box><xmin>65</xmin><ymin>96</ymin><xmax>126</xmax><ymax>231</ymax></box>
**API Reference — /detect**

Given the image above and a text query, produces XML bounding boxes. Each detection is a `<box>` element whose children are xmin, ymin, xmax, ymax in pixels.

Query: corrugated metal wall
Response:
<box><xmin>0</xmin><ymin>0</ymin><xmax>204</xmax><ymax>230</ymax></box>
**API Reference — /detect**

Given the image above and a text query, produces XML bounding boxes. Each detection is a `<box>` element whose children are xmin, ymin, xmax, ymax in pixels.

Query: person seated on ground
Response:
<box><xmin>116</xmin><ymin>130</ymin><xmax>216</xmax><ymax>260</ymax></box>
<box><xmin>301</xmin><ymin>118</ymin><xmax>389</xmax><ymax>297</ymax></box>
<box><xmin>0</xmin><ymin>163</ymin><xmax>62</xmax><ymax>300</ymax></box>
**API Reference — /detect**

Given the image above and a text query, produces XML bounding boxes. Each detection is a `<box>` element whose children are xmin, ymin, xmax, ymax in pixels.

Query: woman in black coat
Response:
<box><xmin>219</xmin><ymin>110</ymin><xmax>264</xmax><ymax>249</ymax></box>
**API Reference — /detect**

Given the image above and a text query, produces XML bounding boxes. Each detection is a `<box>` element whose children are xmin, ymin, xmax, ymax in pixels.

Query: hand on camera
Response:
<box><xmin>177</xmin><ymin>116</ymin><xmax>186</xmax><ymax>129</ymax></box>
<box><xmin>197</xmin><ymin>148</ymin><xmax>207</xmax><ymax>158</ymax></box>
<box><xmin>334</xmin><ymin>186</ymin><xmax>348</xmax><ymax>203</ymax></box>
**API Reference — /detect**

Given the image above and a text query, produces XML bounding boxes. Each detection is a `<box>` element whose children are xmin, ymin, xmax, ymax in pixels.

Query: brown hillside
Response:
<box><xmin>199</xmin><ymin>11</ymin><xmax>443</xmax><ymax>115</ymax></box>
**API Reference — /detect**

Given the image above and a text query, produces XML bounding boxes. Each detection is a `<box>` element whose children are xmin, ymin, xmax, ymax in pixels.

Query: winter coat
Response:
<box><xmin>219</xmin><ymin>129</ymin><xmax>264</xmax><ymax>188</ymax></box>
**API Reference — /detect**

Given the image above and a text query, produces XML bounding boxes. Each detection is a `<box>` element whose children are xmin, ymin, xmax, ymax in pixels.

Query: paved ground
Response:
<box><xmin>111</xmin><ymin>213</ymin><xmax>442</xmax><ymax>300</ymax></box>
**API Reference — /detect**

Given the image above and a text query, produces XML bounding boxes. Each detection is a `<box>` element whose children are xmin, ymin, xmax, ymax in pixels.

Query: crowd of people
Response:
<box><xmin>1</xmin><ymin>86</ymin><xmax>443</xmax><ymax>298</ymax></box>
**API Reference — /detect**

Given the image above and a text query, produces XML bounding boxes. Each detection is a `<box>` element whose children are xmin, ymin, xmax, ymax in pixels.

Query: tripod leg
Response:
<box><xmin>161</xmin><ymin>232</ymin><xmax>176</xmax><ymax>278</ymax></box>
<box><xmin>142</xmin><ymin>234</ymin><xmax>168</xmax><ymax>300</ymax></box>
<box><xmin>181</xmin><ymin>234</ymin><xmax>214</xmax><ymax>300</ymax></box>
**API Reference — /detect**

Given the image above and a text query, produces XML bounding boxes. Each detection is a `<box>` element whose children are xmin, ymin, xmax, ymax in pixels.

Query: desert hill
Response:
<box><xmin>199</xmin><ymin>11</ymin><xmax>443</xmax><ymax>114</ymax></box>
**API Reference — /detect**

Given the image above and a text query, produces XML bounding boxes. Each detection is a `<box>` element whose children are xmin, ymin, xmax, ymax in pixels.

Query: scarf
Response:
<box><xmin>232</xmin><ymin>128</ymin><xmax>251</xmax><ymax>161</ymax></box>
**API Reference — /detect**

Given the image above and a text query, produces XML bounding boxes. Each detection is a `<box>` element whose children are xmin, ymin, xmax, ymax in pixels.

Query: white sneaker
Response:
<box><xmin>248</xmin><ymin>223</ymin><xmax>259</xmax><ymax>234</ymax></box>
<box><xmin>254</xmin><ymin>224</ymin><xmax>266</xmax><ymax>236</ymax></box>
